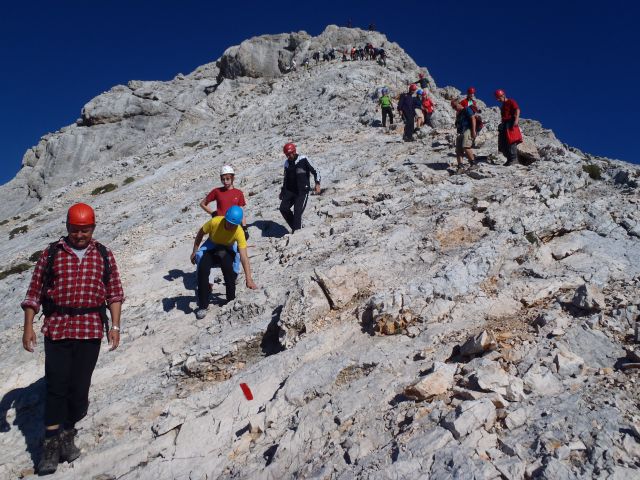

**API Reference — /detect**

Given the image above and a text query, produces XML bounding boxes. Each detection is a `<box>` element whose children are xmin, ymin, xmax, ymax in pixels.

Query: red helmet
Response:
<box><xmin>467</xmin><ymin>87</ymin><xmax>476</xmax><ymax>95</ymax></box>
<box><xmin>419</xmin><ymin>73</ymin><xmax>425</xmax><ymax>79</ymax></box>
<box><xmin>409</xmin><ymin>84</ymin><xmax>418</xmax><ymax>93</ymax></box>
<box><xmin>67</xmin><ymin>203</ymin><xmax>95</xmax><ymax>226</ymax></box>
<box><xmin>494</xmin><ymin>89</ymin><xmax>505</xmax><ymax>99</ymax></box>
<box><xmin>283</xmin><ymin>143</ymin><xmax>297</xmax><ymax>155</ymax></box>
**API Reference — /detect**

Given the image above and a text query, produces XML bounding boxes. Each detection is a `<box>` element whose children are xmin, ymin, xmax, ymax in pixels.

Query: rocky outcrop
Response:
<box><xmin>0</xmin><ymin>25</ymin><xmax>639</xmax><ymax>480</ymax></box>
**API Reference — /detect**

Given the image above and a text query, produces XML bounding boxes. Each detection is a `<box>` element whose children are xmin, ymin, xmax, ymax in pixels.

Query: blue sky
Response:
<box><xmin>0</xmin><ymin>0</ymin><xmax>637</xmax><ymax>186</ymax></box>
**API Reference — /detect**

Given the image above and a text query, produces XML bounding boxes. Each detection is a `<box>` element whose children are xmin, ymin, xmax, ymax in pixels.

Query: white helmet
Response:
<box><xmin>220</xmin><ymin>165</ymin><xmax>235</xmax><ymax>176</ymax></box>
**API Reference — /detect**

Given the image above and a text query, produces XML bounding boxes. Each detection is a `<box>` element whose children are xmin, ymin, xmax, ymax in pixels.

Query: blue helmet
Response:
<box><xmin>416</xmin><ymin>89</ymin><xmax>423</xmax><ymax>96</ymax></box>
<box><xmin>225</xmin><ymin>206</ymin><xmax>243</xmax><ymax>225</ymax></box>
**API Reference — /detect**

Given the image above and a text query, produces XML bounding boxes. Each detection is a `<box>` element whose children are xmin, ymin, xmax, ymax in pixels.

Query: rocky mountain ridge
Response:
<box><xmin>0</xmin><ymin>25</ymin><xmax>639</xmax><ymax>479</ymax></box>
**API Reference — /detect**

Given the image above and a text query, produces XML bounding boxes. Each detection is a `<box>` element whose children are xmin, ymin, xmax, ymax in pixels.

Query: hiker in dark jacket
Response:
<box><xmin>279</xmin><ymin>143</ymin><xmax>321</xmax><ymax>233</ymax></box>
<box><xmin>398</xmin><ymin>84</ymin><xmax>420</xmax><ymax>141</ymax></box>
<box><xmin>21</xmin><ymin>203</ymin><xmax>124</xmax><ymax>475</ymax></box>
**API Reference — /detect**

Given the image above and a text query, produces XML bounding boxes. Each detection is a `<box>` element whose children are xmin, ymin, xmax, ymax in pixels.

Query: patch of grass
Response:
<box><xmin>27</xmin><ymin>212</ymin><xmax>38</xmax><ymax>220</ymax></box>
<box><xmin>184</xmin><ymin>140</ymin><xmax>200</xmax><ymax>148</ymax></box>
<box><xmin>582</xmin><ymin>164</ymin><xmax>602</xmax><ymax>180</ymax></box>
<box><xmin>9</xmin><ymin>225</ymin><xmax>28</xmax><ymax>239</ymax></box>
<box><xmin>0</xmin><ymin>219</ymin><xmax>8</xmax><ymax>226</ymax></box>
<box><xmin>0</xmin><ymin>263</ymin><xmax>32</xmax><ymax>280</ymax></box>
<box><xmin>122</xmin><ymin>177</ymin><xmax>135</xmax><ymax>185</ymax></box>
<box><xmin>29</xmin><ymin>250</ymin><xmax>43</xmax><ymax>262</ymax></box>
<box><xmin>91</xmin><ymin>183</ymin><xmax>118</xmax><ymax>196</ymax></box>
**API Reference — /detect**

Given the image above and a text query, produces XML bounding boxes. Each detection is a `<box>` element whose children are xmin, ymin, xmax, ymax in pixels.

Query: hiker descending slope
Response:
<box><xmin>190</xmin><ymin>206</ymin><xmax>257</xmax><ymax>320</ymax></box>
<box><xmin>415</xmin><ymin>72</ymin><xmax>429</xmax><ymax>90</ymax></box>
<box><xmin>398</xmin><ymin>84</ymin><xmax>420</xmax><ymax>142</ymax></box>
<box><xmin>461</xmin><ymin>87</ymin><xmax>478</xmax><ymax>110</ymax></box>
<box><xmin>495</xmin><ymin>89</ymin><xmax>522</xmax><ymax>166</ymax></box>
<box><xmin>379</xmin><ymin>87</ymin><xmax>394</xmax><ymax>128</ymax></box>
<box><xmin>199</xmin><ymin>164</ymin><xmax>248</xmax><ymax>235</ymax></box>
<box><xmin>452</xmin><ymin>99</ymin><xmax>477</xmax><ymax>172</ymax></box>
<box><xmin>197</xmin><ymin>164</ymin><xmax>248</xmax><ymax>281</ymax></box>
<box><xmin>279</xmin><ymin>143</ymin><xmax>321</xmax><ymax>233</ymax></box>
<box><xmin>21</xmin><ymin>203</ymin><xmax>124</xmax><ymax>475</ymax></box>
<box><xmin>421</xmin><ymin>91</ymin><xmax>435</xmax><ymax>128</ymax></box>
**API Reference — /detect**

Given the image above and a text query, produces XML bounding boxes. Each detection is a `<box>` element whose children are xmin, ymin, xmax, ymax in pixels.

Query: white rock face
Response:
<box><xmin>0</xmin><ymin>25</ymin><xmax>639</xmax><ymax>480</ymax></box>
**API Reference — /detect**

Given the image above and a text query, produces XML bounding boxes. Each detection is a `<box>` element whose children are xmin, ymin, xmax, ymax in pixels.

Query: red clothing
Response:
<box><xmin>501</xmin><ymin>98</ymin><xmax>519</xmax><ymax>121</ymax></box>
<box><xmin>21</xmin><ymin>239</ymin><xmax>124</xmax><ymax>340</ymax></box>
<box><xmin>204</xmin><ymin>187</ymin><xmax>246</xmax><ymax>217</ymax></box>
<box><xmin>422</xmin><ymin>98</ymin><xmax>434</xmax><ymax>114</ymax></box>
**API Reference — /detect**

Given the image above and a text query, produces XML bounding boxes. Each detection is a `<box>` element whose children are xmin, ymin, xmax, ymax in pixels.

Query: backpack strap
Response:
<box><xmin>94</xmin><ymin>242</ymin><xmax>111</xmax><ymax>287</ymax></box>
<box><xmin>42</xmin><ymin>239</ymin><xmax>64</xmax><ymax>295</ymax></box>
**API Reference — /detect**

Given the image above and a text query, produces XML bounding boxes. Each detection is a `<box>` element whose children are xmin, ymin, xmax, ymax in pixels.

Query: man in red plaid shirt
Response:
<box><xmin>21</xmin><ymin>203</ymin><xmax>124</xmax><ymax>475</ymax></box>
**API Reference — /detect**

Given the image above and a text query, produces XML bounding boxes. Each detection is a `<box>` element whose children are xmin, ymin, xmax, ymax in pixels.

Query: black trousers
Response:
<box><xmin>279</xmin><ymin>190</ymin><xmax>309</xmax><ymax>232</ymax></box>
<box><xmin>197</xmin><ymin>246</ymin><xmax>237</xmax><ymax>307</ymax></box>
<box><xmin>44</xmin><ymin>337</ymin><xmax>101</xmax><ymax>427</ymax></box>
<box><xmin>403</xmin><ymin>114</ymin><xmax>415</xmax><ymax>140</ymax></box>
<box><xmin>381</xmin><ymin>106</ymin><xmax>394</xmax><ymax>126</ymax></box>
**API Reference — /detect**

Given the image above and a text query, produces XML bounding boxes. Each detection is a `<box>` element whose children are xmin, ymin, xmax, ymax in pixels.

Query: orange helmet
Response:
<box><xmin>67</xmin><ymin>203</ymin><xmax>95</xmax><ymax>226</ymax></box>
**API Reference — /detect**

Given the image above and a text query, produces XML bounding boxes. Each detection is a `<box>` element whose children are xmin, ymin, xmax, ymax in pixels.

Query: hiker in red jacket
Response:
<box><xmin>461</xmin><ymin>87</ymin><xmax>479</xmax><ymax>111</ymax></box>
<box><xmin>421</xmin><ymin>91</ymin><xmax>434</xmax><ymax>128</ymax></box>
<box><xmin>495</xmin><ymin>89</ymin><xmax>521</xmax><ymax>166</ymax></box>
<box><xmin>21</xmin><ymin>203</ymin><xmax>124</xmax><ymax>475</ymax></box>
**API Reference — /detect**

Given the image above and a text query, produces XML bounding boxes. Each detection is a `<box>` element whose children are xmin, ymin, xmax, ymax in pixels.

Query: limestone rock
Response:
<box><xmin>571</xmin><ymin>284</ymin><xmax>606</xmax><ymax>312</ymax></box>
<box><xmin>405</xmin><ymin>362</ymin><xmax>458</xmax><ymax>401</ymax></box>
<box><xmin>441</xmin><ymin>398</ymin><xmax>497</xmax><ymax>439</ymax></box>
<box><xmin>459</xmin><ymin>330</ymin><xmax>497</xmax><ymax>357</ymax></box>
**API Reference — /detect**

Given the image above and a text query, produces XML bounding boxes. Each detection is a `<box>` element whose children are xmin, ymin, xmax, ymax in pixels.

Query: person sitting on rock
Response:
<box><xmin>279</xmin><ymin>142</ymin><xmax>321</xmax><ymax>233</ymax></box>
<box><xmin>190</xmin><ymin>206</ymin><xmax>257</xmax><ymax>319</ymax></box>
<box><xmin>452</xmin><ymin>98</ymin><xmax>477</xmax><ymax>172</ymax></box>
<box><xmin>495</xmin><ymin>89</ymin><xmax>521</xmax><ymax>166</ymax></box>
<box><xmin>21</xmin><ymin>203</ymin><xmax>124</xmax><ymax>475</ymax></box>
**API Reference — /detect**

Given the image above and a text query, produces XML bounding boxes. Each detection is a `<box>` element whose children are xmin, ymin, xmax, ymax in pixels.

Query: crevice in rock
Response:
<box><xmin>263</xmin><ymin>444</ymin><xmax>279</xmax><ymax>466</ymax></box>
<box><xmin>260</xmin><ymin>306</ymin><xmax>285</xmax><ymax>356</ymax></box>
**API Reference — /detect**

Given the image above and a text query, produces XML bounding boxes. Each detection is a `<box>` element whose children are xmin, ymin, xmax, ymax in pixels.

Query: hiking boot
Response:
<box><xmin>37</xmin><ymin>435</ymin><xmax>61</xmax><ymax>475</ymax></box>
<box><xmin>59</xmin><ymin>428</ymin><xmax>81</xmax><ymax>463</ymax></box>
<box><xmin>195</xmin><ymin>308</ymin><xmax>208</xmax><ymax>320</ymax></box>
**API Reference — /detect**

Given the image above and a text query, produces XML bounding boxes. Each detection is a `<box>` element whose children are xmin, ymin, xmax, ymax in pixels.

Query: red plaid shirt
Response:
<box><xmin>21</xmin><ymin>238</ymin><xmax>125</xmax><ymax>340</ymax></box>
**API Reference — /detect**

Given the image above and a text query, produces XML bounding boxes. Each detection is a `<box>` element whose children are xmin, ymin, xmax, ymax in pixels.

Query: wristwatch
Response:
<box><xmin>111</xmin><ymin>325</ymin><xmax>121</xmax><ymax>332</ymax></box>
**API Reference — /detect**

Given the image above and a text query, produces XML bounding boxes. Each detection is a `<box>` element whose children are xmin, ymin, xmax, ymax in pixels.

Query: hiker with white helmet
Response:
<box><xmin>280</xmin><ymin>143</ymin><xmax>321</xmax><ymax>233</ymax></box>
<box><xmin>191</xmin><ymin>205</ymin><xmax>258</xmax><ymax>319</ymax></box>
<box><xmin>200</xmin><ymin>165</ymin><xmax>248</xmax><ymax>234</ymax></box>
<box><xmin>21</xmin><ymin>203</ymin><xmax>124</xmax><ymax>475</ymax></box>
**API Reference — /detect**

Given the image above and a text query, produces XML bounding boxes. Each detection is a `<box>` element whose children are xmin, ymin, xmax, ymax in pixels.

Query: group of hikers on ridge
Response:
<box><xmin>19</xmin><ymin>142</ymin><xmax>322</xmax><ymax>474</ymax></box>
<box><xmin>17</xmin><ymin>59</ymin><xmax>522</xmax><ymax>474</ymax></box>
<box><xmin>380</xmin><ymin>74</ymin><xmax>522</xmax><ymax>170</ymax></box>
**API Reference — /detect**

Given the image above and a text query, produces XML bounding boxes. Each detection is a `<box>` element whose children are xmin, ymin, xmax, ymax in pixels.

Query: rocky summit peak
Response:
<box><xmin>1</xmin><ymin>26</ymin><xmax>640</xmax><ymax>479</ymax></box>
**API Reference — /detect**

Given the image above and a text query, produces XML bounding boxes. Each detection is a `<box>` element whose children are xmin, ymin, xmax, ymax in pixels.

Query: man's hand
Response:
<box><xmin>246</xmin><ymin>279</ymin><xmax>258</xmax><ymax>290</ymax></box>
<box><xmin>190</xmin><ymin>252</ymin><xmax>197</xmax><ymax>265</ymax></box>
<box><xmin>279</xmin><ymin>191</ymin><xmax>283</xmax><ymax>201</ymax></box>
<box><xmin>22</xmin><ymin>325</ymin><xmax>36</xmax><ymax>352</ymax></box>
<box><xmin>314</xmin><ymin>184</ymin><xmax>321</xmax><ymax>194</ymax></box>
<box><xmin>108</xmin><ymin>329</ymin><xmax>120</xmax><ymax>351</ymax></box>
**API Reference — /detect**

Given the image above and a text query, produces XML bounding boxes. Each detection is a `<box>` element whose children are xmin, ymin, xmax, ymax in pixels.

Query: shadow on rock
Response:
<box><xmin>0</xmin><ymin>377</ymin><xmax>45</xmax><ymax>467</ymax></box>
<box><xmin>425</xmin><ymin>162</ymin><xmax>451</xmax><ymax>171</ymax></box>
<box><xmin>249</xmin><ymin>220</ymin><xmax>288</xmax><ymax>238</ymax></box>
<box><xmin>163</xmin><ymin>269</ymin><xmax>197</xmax><ymax>290</ymax></box>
